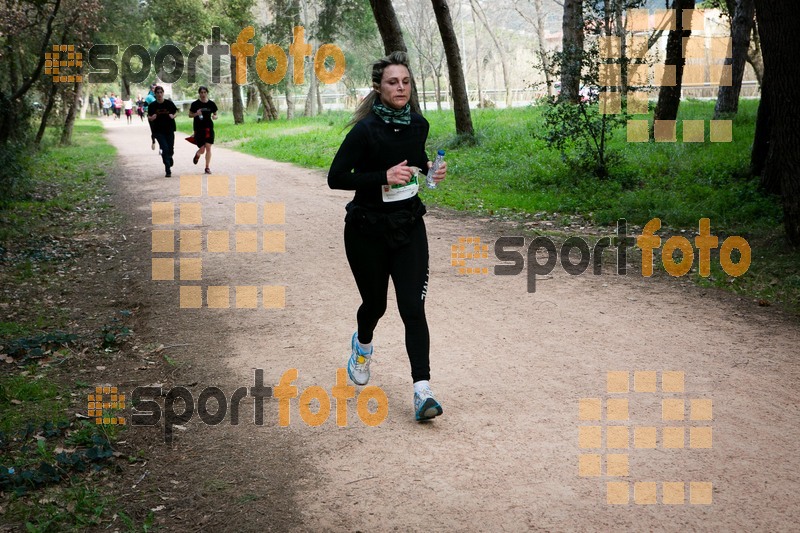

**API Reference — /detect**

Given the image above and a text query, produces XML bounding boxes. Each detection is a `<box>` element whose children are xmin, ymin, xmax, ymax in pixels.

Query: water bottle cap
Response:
<box><xmin>437</xmin><ymin>149</ymin><xmax>445</xmax><ymax>156</ymax></box>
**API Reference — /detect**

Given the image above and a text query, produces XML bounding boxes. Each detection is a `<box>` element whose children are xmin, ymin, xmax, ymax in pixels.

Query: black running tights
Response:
<box><xmin>344</xmin><ymin>219</ymin><xmax>430</xmax><ymax>382</ymax></box>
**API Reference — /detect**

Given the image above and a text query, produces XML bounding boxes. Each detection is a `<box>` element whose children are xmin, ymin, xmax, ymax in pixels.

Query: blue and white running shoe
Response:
<box><xmin>414</xmin><ymin>385</ymin><xmax>443</xmax><ymax>421</ymax></box>
<box><xmin>347</xmin><ymin>332</ymin><xmax>373</xmax><ymax>386</ymax></box>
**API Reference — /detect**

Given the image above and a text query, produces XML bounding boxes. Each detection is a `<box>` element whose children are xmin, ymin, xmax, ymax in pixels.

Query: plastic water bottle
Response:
<box><xmin>426</xmin><ymin>150</ymin><xmax>445</xmax><ymax>189</ymax></box>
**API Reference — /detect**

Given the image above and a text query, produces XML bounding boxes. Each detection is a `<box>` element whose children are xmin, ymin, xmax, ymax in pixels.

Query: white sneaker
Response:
<box><xmin>346</xmin><ymin>332</ymin><xmax>373</xmax><ymax>386</ymax></box>
<box><xmin>414</xmin><ymin>384</ymin><xmax>442</xmax><ymax>421</ymax></box>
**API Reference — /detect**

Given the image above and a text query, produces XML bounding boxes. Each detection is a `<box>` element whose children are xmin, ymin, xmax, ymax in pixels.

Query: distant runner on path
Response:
<box><xmin>147</xmin><ymin>85</ymin><xmax>177</xmax><ymax>178</ymax></box>
<box><xmin>188</xmin><ymin>86</ymin><xmax>218</xmax><ymax>175</ymax></box>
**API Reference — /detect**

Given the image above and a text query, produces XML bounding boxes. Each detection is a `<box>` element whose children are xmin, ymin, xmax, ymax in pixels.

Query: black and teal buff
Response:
<box><xmin>372</xmin><ymin>101</ymin><xmax>411</xmax><ymax>125</ymax></box>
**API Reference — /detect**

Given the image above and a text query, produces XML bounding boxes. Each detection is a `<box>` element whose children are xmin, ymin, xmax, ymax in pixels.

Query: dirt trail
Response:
<box><xmin>104</xmin><ymin>118</ymin><xmax>800</xmax><ymax>531</ymax></box>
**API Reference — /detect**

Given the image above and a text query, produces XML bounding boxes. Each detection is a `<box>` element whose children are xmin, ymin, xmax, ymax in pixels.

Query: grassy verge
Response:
<box><xmin>0</xmin><ymin>121</ymin><xmax>151</xmax><ymax>531</ymax></box>
<box><xmin>176</xmin><ymin>101</ymin><xmax>773</xmax><ymax>226</ymax></box>
<box><xmin>176</xmin><ymin>100</ymin><xmax>798</xmax><ymax>313</ymax></box>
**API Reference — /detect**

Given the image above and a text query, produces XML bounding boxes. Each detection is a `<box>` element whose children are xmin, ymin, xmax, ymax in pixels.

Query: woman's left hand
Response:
<box><xmin>427</xmin><ymin>160</ymin><xmax>447</xmax><ymax>183</ymax></box>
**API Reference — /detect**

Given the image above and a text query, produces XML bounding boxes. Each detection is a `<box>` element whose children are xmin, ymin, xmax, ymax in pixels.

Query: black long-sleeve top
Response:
<box><xmin>328</xmin><ymin>111</ymin><xmax>430</xmax><ymax>212</ymax></box>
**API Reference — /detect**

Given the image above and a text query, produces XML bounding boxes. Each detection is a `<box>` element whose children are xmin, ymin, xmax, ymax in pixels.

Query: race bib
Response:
<box><xmin>381</xmin><ymin>168</ymin><xmax>420</xmax><ymax>203</ymax></box>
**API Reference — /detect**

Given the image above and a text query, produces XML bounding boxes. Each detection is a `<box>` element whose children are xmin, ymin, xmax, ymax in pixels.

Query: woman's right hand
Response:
<box><xmin>386</xmin><ymin>160</ymin><xmax>414</xmax><ymax>186</ymax></box>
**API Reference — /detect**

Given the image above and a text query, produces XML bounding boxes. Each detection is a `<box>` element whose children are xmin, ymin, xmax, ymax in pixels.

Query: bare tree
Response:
<box><xmin>469</xmin><ymin>0</ymin><xmax>512</xmax><ymax>107</ymax></box>
<box><xmin>470</xmin><ymin>5</ymin><xmax>484</xmax><ymax>103</ymax></box>
<box><xmin>399</xmin><ymin>0</ymin><xmax>446</xmax><ymax>109</ymax></box>
<box><xmin>301</xmin><ymin>0</ymin><xmax>321</xmax><ymax>117</ymax></box>
<box><xmin>514</xmin><ymin>0</ymin><xmax>554</xmax><ymax>97</ymax></box>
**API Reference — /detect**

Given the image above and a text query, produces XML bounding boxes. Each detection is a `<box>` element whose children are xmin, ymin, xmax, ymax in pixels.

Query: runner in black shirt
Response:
<box><xmin>328</xmin><ymin>51</ymin><xmax>447</xmax><ymax>421</ymax></box>
<box><xmin>147</xmin><ymin>86</ymin><xmax>177</xmax><ymax>177</ymax></box>
<box><xmin>189</xmin><ymin>86</ymin><xmax>218</xmax><ymax>174</ymax></box>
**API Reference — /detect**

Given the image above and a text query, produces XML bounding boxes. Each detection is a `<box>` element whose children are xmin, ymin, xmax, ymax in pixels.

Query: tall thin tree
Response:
<box><xmin>714</xmin><ymin>0</ymin><xmax>755</xmax><ymax>118</ymax></box>
<box><xmin>431</xmin><ymin>0</ymin><xmax>474</xmax><ymax>137</ymax></box>
<box><xmin>560</xmin><ymin>0</ymin><xmax>584</xmax><ymax>104</ymax></box>
<box><xmin>653</xmin><ymin>0</ymin><xmax>695</xmax><ymax>122</ymax></box>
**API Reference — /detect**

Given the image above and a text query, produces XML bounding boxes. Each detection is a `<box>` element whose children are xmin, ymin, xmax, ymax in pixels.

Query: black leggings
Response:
<box><xmin>153</xmin><ymin>131</ymin><xmax>174</xmax><ymax>172</ymax></box>
<box><xmin>344</xmin><ymin>218</ymin><xmax>430</xmax><ymax>382</ymax></box>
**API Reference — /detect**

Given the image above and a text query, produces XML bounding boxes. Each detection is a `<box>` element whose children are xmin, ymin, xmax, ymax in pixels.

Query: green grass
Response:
<box><xmin>176</xmin><ymin>100</ymin><xmax>798</xmax><ymax>312</ymax></box>
<box><xmin>0</xmin><ymin>120</ymin><xmax>115</xmax><ymax>336</ymax></box>
<box><xmin>0</xmin><ymin>121</ymin><xmax>133</xmax><ymax>530</ymax></box>
<box><xmin>0</xmin><ymin>374</ymin><xmax>68</xmax><ymax>433</ymax></box>
<box><xmin>178</xmin><ymin>100</ymin><xmax>776</xmax><ymax>230</ymax></box>
<box><xmin>0</xmin><ymin>121</ymin><xmax>116</xmax><ymax>243</ymax></box>
<box><xmin>5</xmin><ymin>485</ymin><xmax>113</xmax><ymax>531</ymax></box>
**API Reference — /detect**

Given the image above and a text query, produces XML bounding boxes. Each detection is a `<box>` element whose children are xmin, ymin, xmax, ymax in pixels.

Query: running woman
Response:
<box><xmin>327</xmin><ymin>51</ymin><xmax>447</xmax><ymax>421</ymax></box>
<box><xmin>188</xmin><ymin>86</ymin><xmax>218</xmax><ymax>174</ymax></box>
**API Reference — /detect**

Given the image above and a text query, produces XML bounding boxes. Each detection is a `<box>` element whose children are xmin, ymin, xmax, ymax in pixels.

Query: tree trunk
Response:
<box><xmin>746</xmin><ymin>21</ymin><xmax>764</xmax><ymax>89</ymax></box>
<box><xmin>560</xmin><ymin>0</ymin><xmax>584</xmax><ymax>104</ymax></box>
<box><xmin>714</xmin><ymin>0</ymin><xmax>754</xmax><ymax>118</ymax></box>
<box><xmin>368</xmin><ymin>0</ymin><xmax>422</xmax><ymax>114</ymax></box>
<box><xmin>285</xmin><ymin>86</ymin><xmax>295</xmax><ymax>119</ymax></box>
<box><xmin>435</xmin><ymin>68</ymin><xmax>442</xmax><ymax>110</ymax></box>
<box><xmin>654</xmin><ymin>0</ymin><xmax>694</xmax><ymax>122</ymax></box>
<box><xmin>230</xmin><ymin>55</ymin><xmax>245</xmax><ymax>124</ymax></box>
<box><xmin>246</xmin><ymin>85</ymin><xmax>258</xmax><ymax>113</ymax></box>
<box><xmin>419</xmin><ymin>51</ymin><xmax>428</xmax><ymax>111</ymax></box>
<box><xmin>35</xmin><ymin>83</ymin><xmax>59</xmax><ymax>146</ymax></box>
<box><xmin>60</xmin><ymin>80</ymin><xmax>81</xmax><ymax>146</ymax></box>
<box><xmin>614</xmin><ymin>0</ymin><xmax>628</xmax><ymax>91</ymax></box>
<box><xmin>121</xmin><ymin>76</ymin><xmax>131</xmax><ymax>100</ymax></box>
<box><xmin>751</xmin><ymin>82</ymin><xmax>772</xmax><ymax>188</ymax></box>
<box><xmin>304</xmin><ymin>80</ymin><xmax>317</xmax><ymax>117</ymax></box>
<box><xmin>369</xmin><ymin>0</ymin><xmax>408</xmax><ymax>55</ymax></box>
<box><xmin>79</xmin><ymin>90</ymin><xmax>89</xmax><ymax>119</ymax></box>
<box><xmin>257</xmin><ymin>82</ymin><xmax>279</xmax><ymax>121</ymax></box>
<box><xmin>470</xmin><ymin>6</ymin><xmax>483</xmax><ymax>103</ymax></box>
<box><xmin>431</xmin><ymin>0</ymin><xmax>474</xmax><ymax>137</ymax></box>
<box><xmin>752</xmin><ymin>0</ymin><xmax>800</xmax><ymax>244</ymax></box>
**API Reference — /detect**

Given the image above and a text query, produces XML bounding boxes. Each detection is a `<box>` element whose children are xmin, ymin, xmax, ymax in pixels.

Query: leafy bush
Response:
<box><xmin>0</xmin><ymin>140</ymin><xmax>34</xmax><ymax>209</ymax></box>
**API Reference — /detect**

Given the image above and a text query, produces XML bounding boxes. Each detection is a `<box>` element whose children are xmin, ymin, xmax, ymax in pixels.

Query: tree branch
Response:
<box><xmin>12</xmin><ymin>0</ymin><xmax>62</xmax><ymax>100</ymax></box>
